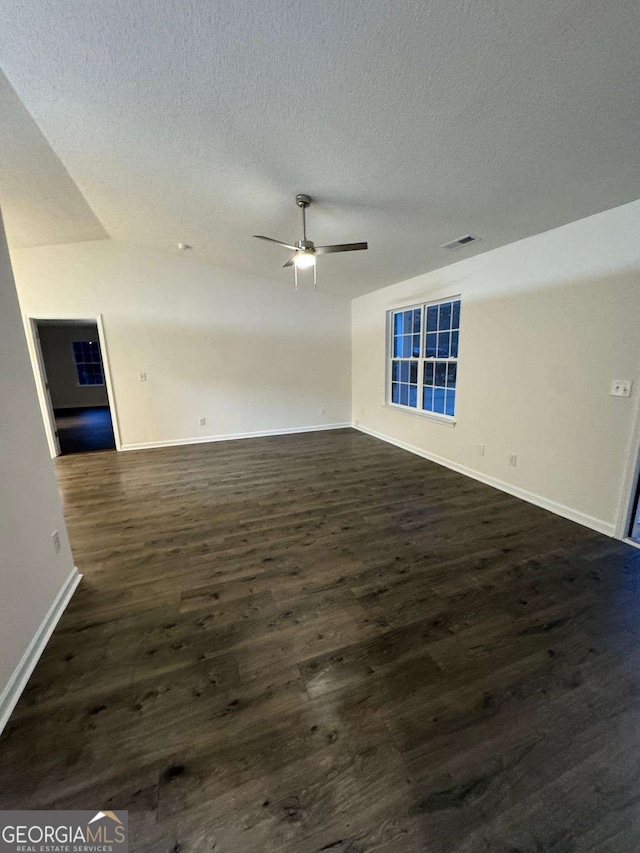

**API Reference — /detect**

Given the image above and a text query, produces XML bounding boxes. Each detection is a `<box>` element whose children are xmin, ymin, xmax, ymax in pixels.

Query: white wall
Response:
<box><xmin>352</xmin><ymin>200</ymin><xmax>640</xmax><ymax>535</ymax></box>
<box><xmin>0</xmin><ymin>210</ymin><xmax>76</xmax><ymax>724</ymax></box>
<box><xmin>10</xmin><ymin>241</ymin><xmax>352</xmax><ymax>449</ymax></box>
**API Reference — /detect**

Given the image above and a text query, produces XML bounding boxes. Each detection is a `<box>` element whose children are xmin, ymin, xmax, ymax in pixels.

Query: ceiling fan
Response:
<box><xmin>254</xmin><ymin>194</ymin><xmax>368</xmax><ymax>288</ymax></box>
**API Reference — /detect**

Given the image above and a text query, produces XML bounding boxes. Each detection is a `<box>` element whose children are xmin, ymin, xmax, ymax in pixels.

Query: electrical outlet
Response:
<box><xmin>610</xmin><ymin>379</ymin><xmax>632</xmax><ymax>397</ymax></box>
<box><xmin>52</xmin><ymin>530</ymin><xmax>61</xmax><ymax>553</ymax></box>
<box><xmin>319</xmin><ymin>407</ymin><xmax>326</xmax><ymax>416</ymax></box>
<box><xmin>478</xmin><ymin>444</ymin><xmax>485</xmax><ymax>457</ymax></box>
<box><xmin>139</xmin><ymin>371</ymin><xmax>147</xmax><ymax>383</ymax></box>
<box><xmin>199</xmin><ymin>417</ymin><xmax>206</xmax><ymax>427</ymax></box>
<box><xmin>508</xmin><ymin>453</ymin><xmax>518</xmax><ymax>467</ymax></box>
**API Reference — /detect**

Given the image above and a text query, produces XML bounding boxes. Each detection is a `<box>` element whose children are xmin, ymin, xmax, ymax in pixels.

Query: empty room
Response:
<box><xmin>1</xmin><ymin>1</ymin><xmax>640</xmax><ymax>851</ymax></box>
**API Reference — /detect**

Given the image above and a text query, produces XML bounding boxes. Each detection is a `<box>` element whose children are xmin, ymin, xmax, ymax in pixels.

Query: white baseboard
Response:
<box><xmin>354</xmin><ymin>423</ymin><xmax>615</xmax><ymax>538</ymax></box>
<box><xmin>121</xmin><ymin>422</ymin><xmax>352</xmax><ymax>452</ymax></box>
<box><xmin>0</xmin><ymin>566</ymin><xmax>82</xmax><ymax>735</ymax></box>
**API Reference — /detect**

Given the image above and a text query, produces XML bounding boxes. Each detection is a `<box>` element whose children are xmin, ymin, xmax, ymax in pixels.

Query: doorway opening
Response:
<box><xmin>618</xmin><ymin>412</ymin><xmax>640</xmax><ymax>547</ymax></box>
<box><xmin>629</xmin><ymin>479</ymin><xmax>640</xmax><ymax>545</ymax></box>
<box><xmin>29</xmin><ymin>318</ymin><xmax>120</xmax><ymax>456</ymax></box>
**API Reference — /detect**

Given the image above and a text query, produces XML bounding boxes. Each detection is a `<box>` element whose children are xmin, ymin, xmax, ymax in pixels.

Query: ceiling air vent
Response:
<box><xmin>441</xmin><ymin>234</ymin><xmax>476</xmax><ymax>250</ymax></box>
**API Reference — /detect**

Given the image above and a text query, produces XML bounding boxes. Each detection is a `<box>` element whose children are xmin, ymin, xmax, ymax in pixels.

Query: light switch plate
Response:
<box><xmin>610</xmin><ymin>379</ymin><xmax>632</xmax><ymax>397</ymax></box>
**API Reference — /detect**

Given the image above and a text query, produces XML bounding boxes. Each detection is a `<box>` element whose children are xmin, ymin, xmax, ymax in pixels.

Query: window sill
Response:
<box><xmin>384</xmin><ymin>402</ymin><xmax>457</xmax><ymax>428</ymax></box>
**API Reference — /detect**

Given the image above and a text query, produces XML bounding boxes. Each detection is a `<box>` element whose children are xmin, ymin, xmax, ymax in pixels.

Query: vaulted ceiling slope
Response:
<box><xmin>0</xmin><ymin>73</ymin><xmax>107</xmax><ymax>249</ymax></box>
<box><xmin>1</xmin><ymin>0</ymin><xmax>639</xmax><ymax>297</ymax></box>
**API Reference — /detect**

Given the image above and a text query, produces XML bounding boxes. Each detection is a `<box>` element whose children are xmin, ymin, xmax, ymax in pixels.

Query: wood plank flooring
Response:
<box><xmin>54</xmin><ymin>405</ymin><xmax>116</xmax><ymax>454</ymax></box>
<box><xmin>1</xmin><ymin>428</ymin><xmax>639</xmax><ymax>852</ymax></box>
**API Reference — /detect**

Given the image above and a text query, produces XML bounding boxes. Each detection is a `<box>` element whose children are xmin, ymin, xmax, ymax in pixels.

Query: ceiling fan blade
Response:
<box><xmin>254</xmin><ymin>235</ymin><xmax>298</xmax><ymax>251</ymax></box>
<box><xmin>314</xmin><ymin>242</ymin><xmax>368</xmax><ymax>255</ymax></box>
<box><xmin>283</xmin><ymin>256</ymin><xmax>296</xmax><ymax>268</ymax></box>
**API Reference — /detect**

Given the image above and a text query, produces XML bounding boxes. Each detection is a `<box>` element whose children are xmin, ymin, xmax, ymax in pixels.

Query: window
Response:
<box><xmin>389</xmin><ymin>297</ymin><xmax>460</xmax><ymax>419</ymax></box>
<box><xmin>72</xmin><ymin>340</ymin><xmax>105</xmax><ymax>386</ymax></box>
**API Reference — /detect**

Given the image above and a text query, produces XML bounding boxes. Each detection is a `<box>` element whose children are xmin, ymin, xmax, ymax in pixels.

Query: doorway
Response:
<box><xmin>618</xmin><ymin>409</ymin><xmax>640</xmax><ymax>547</ymax></box>
<box><xmin>629</xmin><ymin>481</ymin><xmax>640</xmax><ymax>544</ymax></box>
<box><xmin>29</xmin><ymin>318</ymin><xmax>119</xmax><ymax>456</ymax></box>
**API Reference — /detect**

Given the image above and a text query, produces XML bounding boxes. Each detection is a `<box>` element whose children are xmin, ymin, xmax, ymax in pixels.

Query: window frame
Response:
<box><xmin>72</xmin><ymin>340</ymin><xmax>105</xmax><ymax>387</ymax></box>
<box><xmin>386</xmin><ymin>295</ymin><xmax>460</xmax><ymax>425</ymax></box>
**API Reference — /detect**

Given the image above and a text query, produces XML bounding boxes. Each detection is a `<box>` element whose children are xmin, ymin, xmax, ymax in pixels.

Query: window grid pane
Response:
<box><xmin>73</xmin><ymin>340</ymin><xmax>105</xmax><ymax>386</ymax></box>
<box><xmin>390</xmin><ymin>299</ymin><xmax>460</xmax><ymax>418</ymax></box>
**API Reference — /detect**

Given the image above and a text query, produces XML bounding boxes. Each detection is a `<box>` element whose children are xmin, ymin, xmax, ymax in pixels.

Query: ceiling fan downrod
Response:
<box><xmin>294</xmin><ymin>194</ymin><xmax>315</xmax><ymax>289</ymax></box>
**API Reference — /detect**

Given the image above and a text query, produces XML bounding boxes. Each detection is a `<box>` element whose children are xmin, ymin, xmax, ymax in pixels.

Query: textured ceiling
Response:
<box><xmin>0</xmin><ymin>73</ymin><xmax>107</xmax><ymax>249</ymax></box>
<box><xmin>0</xmin><ymin>0</ymin><xmax>639</xmax><ymax>296</ymax></box>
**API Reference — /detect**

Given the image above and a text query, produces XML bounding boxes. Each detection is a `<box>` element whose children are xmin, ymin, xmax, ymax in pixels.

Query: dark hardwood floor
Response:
<box><xmin>55</xmin><ymin>406</ymin><xmax>116</xmax><ymax>454</ymax></box>
<box><xmin>1</xmin><ymin>428</ymin><xmax>639</xmax><ymax>851</ymax></box>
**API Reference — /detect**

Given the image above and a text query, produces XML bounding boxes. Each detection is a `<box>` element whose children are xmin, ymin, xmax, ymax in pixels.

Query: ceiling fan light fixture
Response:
<box><xmin>254</xmin><ymin>194</ymin><xmax>368</xmax><ymax>289</ymax></box>
<box><xmin>293</xmin><ymin>251</ymin><xmax>316</xmax><ymax>269</ymax></box>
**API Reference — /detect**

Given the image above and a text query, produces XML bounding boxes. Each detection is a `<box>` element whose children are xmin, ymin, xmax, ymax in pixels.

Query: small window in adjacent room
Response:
<box><xmin>388</xmin><ymin>297</ymin><xmax>460</xmax><ymax>419</ymax></box>
<box><xmin>72</xmin><ymin>340</ymin><xmax>105</xmax><ymax>386</ymax></box>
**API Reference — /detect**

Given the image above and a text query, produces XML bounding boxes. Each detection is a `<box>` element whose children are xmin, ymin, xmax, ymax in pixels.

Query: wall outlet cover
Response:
<box><xmin>508</xmin><ymin>453</ymin><xmax>518</xmax><ymax>467</ymax></box>
<box><xmin>199</xmin><ymin>417</ymin><xmax>206</xmax><ymax>426</ymax></box>
<box><xmin>610</xmin><ymin>379</ymin><xmax>632</xmax><ymax>397</ymax></box>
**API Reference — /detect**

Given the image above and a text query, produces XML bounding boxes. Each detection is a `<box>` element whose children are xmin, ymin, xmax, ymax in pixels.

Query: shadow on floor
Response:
<box><xmin>54</xmin><ymin>406</ymin><xmax>116</xmax><ymax>454</ymax></box>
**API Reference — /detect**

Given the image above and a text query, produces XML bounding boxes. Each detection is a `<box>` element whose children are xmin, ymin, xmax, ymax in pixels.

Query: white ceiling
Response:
<box><xmin>0</xmin><ymin>73</ymin><xmax>107</xmax><ymax>249</ymax></box>
<box><xmin>0</xmin><ymin>0</ymin><xmax>639</xmax><ymax>297</ymax></box>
